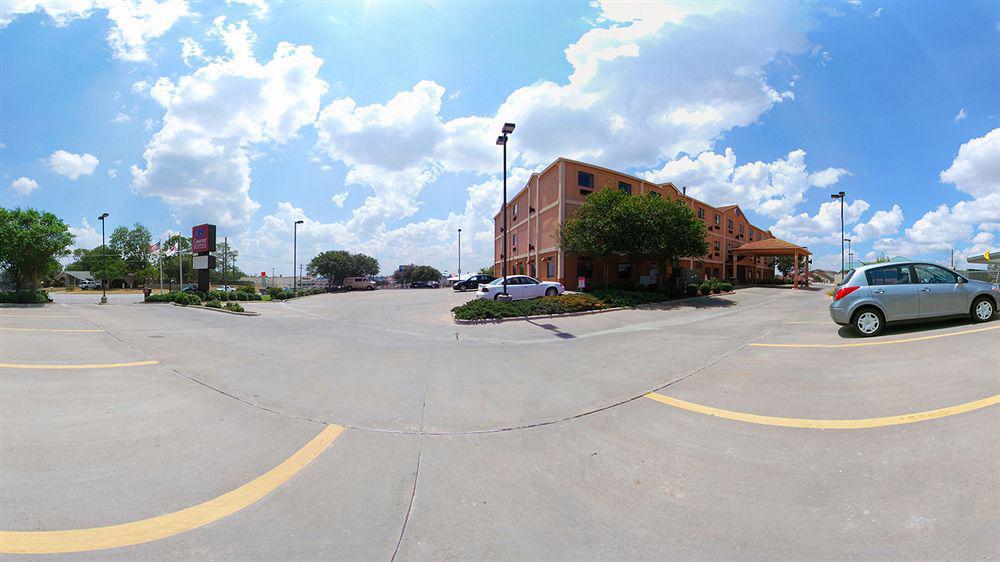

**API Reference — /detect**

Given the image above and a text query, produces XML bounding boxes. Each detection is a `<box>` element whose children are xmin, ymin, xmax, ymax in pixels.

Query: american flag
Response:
<box><xmin>148</xmin><ymin>242</ymin><xmax>160</xmax><ymax>254</ymax></box>
<box><xmin>164</xmin><ymin>243</ymin><xmax>179</xmax><ymax>256</ymax></box>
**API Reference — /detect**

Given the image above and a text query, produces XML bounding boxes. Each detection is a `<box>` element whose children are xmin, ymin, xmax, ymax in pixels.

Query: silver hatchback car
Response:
<box><xmin>829</xmin><ymin>262</ymin><xmax>999</xmax><ymax>337</ymax></box>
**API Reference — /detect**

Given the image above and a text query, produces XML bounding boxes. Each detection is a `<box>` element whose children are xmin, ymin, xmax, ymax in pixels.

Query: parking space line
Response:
<box><xmin>0</xmin><ymin>424</ymin><xmax>344</xmax><ymax>554</ymax></box>
<box><xmin>750</xmin><ymin>324</ymin><xmax>1000</xmax><ymax>348</ymax></box>
<box><xmin>645</xmin><ymin>392</ymin><xmax>1000</xmax><ymax>429</ymax></box>
<box><xmin>1</xmin><ymin>327</ymin><xmax>104</xmax><ymax>333</ymax></box>
<box><xmin>0</xmin><ymin>360</ymin><xmax>159</xmax><ymax>370</ymax></box>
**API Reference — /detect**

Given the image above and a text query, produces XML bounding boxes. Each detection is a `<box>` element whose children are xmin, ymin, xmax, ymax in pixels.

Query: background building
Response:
<box><xmin>493</xmin><ymin>158</ymin><xmax>777</xmax><ymax>290</ymax></box>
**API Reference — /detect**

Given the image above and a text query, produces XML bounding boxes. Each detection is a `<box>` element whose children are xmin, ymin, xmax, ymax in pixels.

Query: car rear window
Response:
<box><xmin>840</xmin><ymin>269</ymin><xmax>856</xmax><ymax>285</ymax></box>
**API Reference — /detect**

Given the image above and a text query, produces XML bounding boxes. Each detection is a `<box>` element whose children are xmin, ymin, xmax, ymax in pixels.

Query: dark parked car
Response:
<box><xmin>410</xmin><ymin>281</ymin><xmax>428</xmax><ymax>288</ymax></box>
<box><xmin>453</xmin><ymin>274</ymin><xmax>496</xmax><ymax>292</ymax></box>
<box><xmin>180</xmin><ymin>284</ymin><xmax>199</xmax><ymax>293</ymax></box>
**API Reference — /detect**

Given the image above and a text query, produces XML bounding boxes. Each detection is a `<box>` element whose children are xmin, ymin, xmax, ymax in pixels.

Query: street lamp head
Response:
<box><xmin>502</xmin><ymin>122</ymin><xmax>515</xmax><ymax>134</ymax></box>
<box><xmin>294</xmin><ymin>220</ymin><xmax>304</xmax><ymax>225</ymax></box>
<box><xmin>98</xmin><ymin>213</ymin><xmax>109</xmax><ymax>220</ymax></box>
<box><xmin>496</xmin><ymin>135</ymin><xmax>507</xmax><ymax>146</ymax></box>
<box><xmin>830</xmin><ymin>191</ymin><xmax>845</xmax><ymax>199</ymax></box>
<box><xmin>458</xmin><ymin>228</ymin><xmax>462</xmax><ymax>233</ymax></box>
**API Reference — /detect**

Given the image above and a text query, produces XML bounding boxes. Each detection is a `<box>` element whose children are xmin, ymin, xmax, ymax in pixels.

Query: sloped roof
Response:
<box><xmin>61</xmin><ymin>270</ymin><xmax>93</xmax><ymax>280</ymax></box>
<box><xmin>734</xmin><ymin>237</ymin><xmax>811</xmax><ymax>255</ymax></box>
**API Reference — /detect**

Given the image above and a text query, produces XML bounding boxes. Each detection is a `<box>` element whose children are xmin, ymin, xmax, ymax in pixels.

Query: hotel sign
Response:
<box><xmin>191</xmin><ymin>224</ymin><xmax>216</xmax><ymax>254</ymax></box>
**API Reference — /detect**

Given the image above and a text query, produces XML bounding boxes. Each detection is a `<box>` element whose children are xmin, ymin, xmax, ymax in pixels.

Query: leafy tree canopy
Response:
<box><xmin>0</xmin><ymin>207</ymin><xmax>74</xmax><ymax>290</ymax></box>
<box><xmin>308</xmin><ymin>251</ymin><xmax>380</xmax><ymax>284</ymax></box>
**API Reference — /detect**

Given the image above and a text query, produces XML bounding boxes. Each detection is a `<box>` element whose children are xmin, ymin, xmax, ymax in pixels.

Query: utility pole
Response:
<box><xmin>223</xmin><ymin>236</ymin><xmax>228</xmax><ymax>288</ymax></box>
<box><xmin>457</xmin><ymin>228</ymin><xmax>462</xmax><ymax>279</ymax></box>
<box><xmin>496</xmin><ymin>122</ymin><xmax>515</xmax><ymax>300</ymax></box>
<box><xmin>831</xmin><ymin>191</ymin><xmax>846</xmax><ymax>280</ymax></box>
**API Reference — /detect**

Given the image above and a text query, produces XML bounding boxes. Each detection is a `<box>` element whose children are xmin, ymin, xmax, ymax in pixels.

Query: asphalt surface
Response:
<box><xmin>2</xmin><ymin>286</ymin><xmax>997</xmax><ymax>560</ymax></box>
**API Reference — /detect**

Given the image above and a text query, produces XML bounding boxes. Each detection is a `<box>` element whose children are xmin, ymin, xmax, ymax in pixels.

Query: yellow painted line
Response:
<box><xmin>0</xmin><ymin>360</ymin><xmax>159</xmax><ymax>370</ymax></box>
<box><xmin>1</xmin><ymin>327</ymin><xmax>103</xmax><ymax>333</ymax></box>
<box><xmin>0</xmin><ymin>424</ymin><xmax>344</xmax><ymax>554</ymax></box>
<box><xmin>751</xmin><ymin>324</ymin><xmax>1000</xmax><ymax>348</ymax></box>
<box><xmin>646</xmin><ymin>392</ymin><xmax>1000</xmax><ymax>429</ymax></box>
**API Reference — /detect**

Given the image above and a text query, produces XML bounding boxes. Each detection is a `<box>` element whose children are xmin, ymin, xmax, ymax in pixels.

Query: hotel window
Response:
<box><xmin>727</xmin><ymin>219</ymin><xmax>734</xmax><ymax>231</ymax></box>
<box><xmin>714</xmin><ymin>241</ymin><xmax>720</xmax><ymax>251</ymax></box>
<box><xmin>650</xmin><ymin>192</ymin><xmax>660</xmax><ymax>198</ymax></box>
<box><xmin>697</xmin><ymin>207</ymin><xmax>705</xmax><ymax>219</ymax></box>
<box><xmin>512</xmin><ymin>203</ymin><xmax>518</xmax><ymax>219</ymax></box>
<box><xmin>546</xmin><ymin>260</ymin><xmax>555</xmax><ymax>278</ymax></box>
<box><xmin>748</xmin><ymin>229</ymin><xmax>754</xmax><ymax>240</ymax></box>
<box><xmin>617</xmin><ymin>262</ymin><xmax>632</xmax><ymax>279</ymax></box>
<box><xmin>739</xmin><ymin>224</ymin><xmax>744</xmax><ymax>234</ymax></box>
<box><xmin>618</xmin><ymin>181</ymin><xmax>632</xmax><ymax>195</ymax></box>
<box><xmin>714</xmin><ymin>214</ymin><xmax>721</xmax><ymax>226</ymax></box>
<box><xmin>511</xmin><ymin>233</ymin><xmax>518</xmax><ymax>248</ymax></box>
<box><xmin>578</xmin><ymin>171</ymin><xmax>595</xmax><ymax>188</ymax></box>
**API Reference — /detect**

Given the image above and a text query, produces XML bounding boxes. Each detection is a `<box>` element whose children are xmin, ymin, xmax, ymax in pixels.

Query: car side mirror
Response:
<box><xmin>957</xmin><ymin>277</ymin><xmax>966</xmax><ymax>284</ymax></box>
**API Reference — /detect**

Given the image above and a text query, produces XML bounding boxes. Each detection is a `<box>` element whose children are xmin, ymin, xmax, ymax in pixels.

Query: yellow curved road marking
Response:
<box><xmin>0</xmin><ymin>424</ymin><xmax>344</xmax><ymax>554</ymax></box>
<box><xmin>0</xmin><ymin>360</ymin><xmax>159</xmax><ymax>370</ymax></box>
<box><xmin>646</xmin><ymin>392</ymin><xmax>1000</xmax><ymax>429</ymax></box>
<box><xmin>1</xmin><ymin>327</ymin><xmax>103</xmax><ymax>333</ymax></box>
<box><xmin>751</xmin><ymin>324</ymin><xmax>1000</xmax><ymax>348</ymax></box>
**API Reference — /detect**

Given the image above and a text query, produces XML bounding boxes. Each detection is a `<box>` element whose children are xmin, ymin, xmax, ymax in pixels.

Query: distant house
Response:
<box><xmin>57</xmin><ymin>270</ymin><xmax>94</xmax><ymax>286</ymax></box>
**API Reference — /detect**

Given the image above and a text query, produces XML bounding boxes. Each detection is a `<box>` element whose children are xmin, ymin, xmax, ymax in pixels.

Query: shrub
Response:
<box><xmin>205</xmin><ymin>299</ymin><xmax>222</xmax><ymax>309</ymax></box>
<box><xmin>589</xmin><ymin>288</ymin><xmax>670</xmax><ymax>308</ymax></box>
<box><xmin>712</xmin><ymin>286</ymin><xmax>721</xmax><ymax>294</ymax></box>
<box><xmin>236</xmin><ymin>285</ymin><xmax>256</xmax><ymax>294</ymax></box>
<box><xmin>175</xmin><ymin>292</ymin><xmax>201</xmax><ymax>306</ymax></box>
<box><xmin>225</xmin><ymin>301</ymin><xmax>244</xmax><ymax>312</ymax></box>
<box><xmin>0</xmin><ymin>290</ymin><xmax>52</xmax><ymax>303</ymax></box>
<box><xmin>699</xmin><ymin>283</ymin><xmax>711</xmax><ymax>296</ymax></box>
<box><xmin>686</xmin><ymin>284</ymin><xmax>700</xmax><ymax>297</ymax></box>
<box><xmin>720</xmin><ymin>282</ymin><xmax>733</xmax><ymax>292</ymax></box>
<box><xmin>275</xmin><ymin>290</ymin><xmax>296</xmax><ymax>300</ymax></box>
<box><xmin>668</xmin><ymin>286</ymin><xmax>684</xmax><ymax>299</ymax></box>
<box><xmin>266</xmin><ymin>286</ymin><xmax>284</xmax><ymax>298</ymax></box>
<box><xmin>451</xmin><ymin>294</ymin><xmax>606</xmax><ymax>320</ymax></box>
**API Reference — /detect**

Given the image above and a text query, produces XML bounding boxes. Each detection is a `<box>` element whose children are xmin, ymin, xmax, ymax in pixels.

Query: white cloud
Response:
<box><xmin>107</xmin><ymin>168</ymin><xmax>118</xmax><ymax>178</ymax></box>
<box><xmin>877</xmin><ymin>128</ymin><xmax>999</xmax><ymax>258</ymax></box>
<box><xmin>0</xmin><ymin>0</ymin><xmax>191</xmax><ymax>61</ymax></box>
<box><xmin>48</xmin><ymin>150</ymin><xmax>99</xmax><ymax>180</ymax></box>
<box><xmin>132</xmin><ymin>79</ymin><xmax>150</xmax><ymax>96</ymax></box>
<box><xmin>69</xmin><ymin>217</ymin><xmax>102</xmax><ymax>250</ymax></box>
<box><xmin>10</xmin><ymin>176</ymin><xmax>39</xmax><ymax>195</ymax></box>
<box><xmin>330</xmin><ymin>191</ymin><xmax>349</xmax><ymax>207</ymax></box>
<box><xmin>179</xmin><ymin>36</ymin><xmax>204</xmax><ymax>67</ymax></box>
<box><xmin>131</xmin><ymin>16</ymin><xmax>329</xmax><ymax>225</ymax></box>
<box><xmin>852</xmin><ymin>204</ymin><xmax>903</xmax><ymax>241</ymax></box>
<box><xmin>226</xmin><ymin>0</ymin><xmax>268</xmax><ymax>19</ymax></box>
<box><xmin>954</xmin><ymin>108</ymin><xmax>967</xmax><ymax>122</ymax></box>
<box><xmin>770</xmin><ymin>198</ymin><xmax>871</xmax><ymax>245</ymax></box>
<box><xmin>113</xmin><ymin>112</ymin><xmax>131</xmax><ymax>123</ymax></box>
<box><xmin>645</xmin><ymin>148</ymin><xmax>850</xmax><ymax>217</ymax></box>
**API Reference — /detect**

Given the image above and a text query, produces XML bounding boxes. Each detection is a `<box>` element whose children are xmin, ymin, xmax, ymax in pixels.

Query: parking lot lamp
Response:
<box><xmin>497</xmin><ymin>122</ymin><xmax>515</xmax><ymax>300</ymax></box>
<box><xmin>457</xmin><ymin>228</ymin><xmax>462</xmax><ymax>279</ymax></box>
<box><xmin>98</xmin><ymin>212</ymin><xmax>109</xmax><ymax>304</ymax></box>
<box><xmin>831</xmin><ymin>191</ymin><xmax>845</xmax><ymax>280</ymax></box>
<box><xmin>843</xmin><ymin>237</ymin><xmax>852</xmax><ymax>269</ymax></box>
<box><xmin>293</xmin><ymin>220</ymin><xmax>304</xmax><ymax>294</ymax></box>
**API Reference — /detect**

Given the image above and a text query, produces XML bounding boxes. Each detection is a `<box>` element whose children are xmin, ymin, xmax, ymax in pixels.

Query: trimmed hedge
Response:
<box><xmin>452</xmin><ymin>294</ymin><xmax>607</xmax><ymax>320</ymax></box>
<box><xmin>588</xmin><ymin>288</ymin><xmax>671</xmax><ymax>308</ymax></box>
<box><xmin>225</xmin><ymin>301</ymin><xmax>245</xmax><ymax>312</ymax></box>
<box><xmin>0</xmin><ymin>290</ymin><xmax>51</xmax><ymax>303</ymax></box>
<box><xmin>205</xmin><ymin>299</ymin><xmax>222</xmax><ymax>309</ymax></box>
<box><xmin>144</xmin><ymin>291</ymin><xmax>200</xmax><ymax>305</ymax></box>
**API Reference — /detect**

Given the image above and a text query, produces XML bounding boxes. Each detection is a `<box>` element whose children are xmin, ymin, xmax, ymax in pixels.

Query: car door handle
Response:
<box><xmin>873</xmin><ymin>289</ymin><xmax>885</xmax><ymax>294</ymax></box>
<box><xmin>920</xmin><ymin>288</ymin><xmax>931</xmax><ymax>293</ymax></box>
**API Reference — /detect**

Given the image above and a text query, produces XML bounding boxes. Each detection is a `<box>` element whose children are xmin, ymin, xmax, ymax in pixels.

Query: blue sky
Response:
<box><xmin>2</xmin><ymin>0</ymin><xmax>997</xmax><ymax>275</ymax></box>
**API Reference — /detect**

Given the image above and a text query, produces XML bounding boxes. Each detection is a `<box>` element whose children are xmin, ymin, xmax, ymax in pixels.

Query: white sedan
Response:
<box><xmin>476</xmin><ymin>275</ymin><xmax>565</xmax><ymax>301</ymax></box>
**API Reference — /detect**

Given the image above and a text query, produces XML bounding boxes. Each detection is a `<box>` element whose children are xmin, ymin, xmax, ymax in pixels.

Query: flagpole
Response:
<box><xmin>179</xmin><ymin>241</ymin><xmax>183</xmax><ymax>287</ymax></box>
<box><xmin>158</xmin><ymin>241</ymin><xmax>163</xmax><ymax>293</ymax></box>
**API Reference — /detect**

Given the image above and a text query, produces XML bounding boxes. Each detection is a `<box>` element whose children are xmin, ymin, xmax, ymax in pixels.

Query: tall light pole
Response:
<box><xmin>831</xmin><ymin>191</ymin><xmax>845</xmax><ymax>280</ymax></box>
<box><xmin>457</xmin><ymin>228</ymin><xmax>462</xmax><ymax>280</ymax></box>
<box><xmin>496</xmin><ymin>122</ymin><xmax>515</xmax><ymax>300</ymax></box>
<box><xmin>98</xmin><ymin>213</ymin><xmax>109</xmax><ymax>304</ymax></box>
<box><xmin>293</xmin><ymin>220</ymin><xmax>304</xmax><ymax>293</ymax></box>
<box><xmin>843</xmin><ymin>237</ymin><xmax>852</xmax><ymax>269</ymax></box>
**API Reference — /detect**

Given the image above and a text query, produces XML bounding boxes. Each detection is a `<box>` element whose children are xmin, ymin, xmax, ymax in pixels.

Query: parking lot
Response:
<box><xmin>2</xmin><ymin>287</ymin><xmax>997</xmax><ymax>560</ymax></box>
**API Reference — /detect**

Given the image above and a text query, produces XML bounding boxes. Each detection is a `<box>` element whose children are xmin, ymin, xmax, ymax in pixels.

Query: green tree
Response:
<box><xmin>559</xmin><ymin>187</ymin><xmax>706</xmax><ymax>287</ymax></box>
<box><xmin>109</xmin><ymin>223</ymin><xmax>153</xmax><ymax>286</ymax></box>
<box><xmin>395</xmin><ymin>264</ymin><xmax>415</xmax><ymax>285</ymax></box>
<box><xmin>90</xmin><ymin>245</ymin><xmax>127</xmax><ymax>287</ymax></box>
<box><xmin>308</xmin><ymin>250</ymin><xmax>380</xmax><ymax>286</ymax></box>
<box><xmin>211</xmin><ymin>240</ymin><xmax>246</xmax><ymax>282</ymax></box>
<box><xmin>65</xmin><ymin>247</ymin><xmax>103</xmax><ymax>271</ymax></box>
<box><xmin>478</xmin><ymin>266</ymin><xmax>494</xmax><ymax>276</ymax></box>
<box><xmin>410</xmin><ymin>265</ymin><xmax>442</xmax><ymax>283</ymax></box>
<box><xmin>161</xmin><ymin>234</ymin><xmax>192</xmax><ymax>287</ymax></box>
<box><xmin>0</xmin><ymin>207</ymin><xmax>75</xmax><ymax>290</ymax></box>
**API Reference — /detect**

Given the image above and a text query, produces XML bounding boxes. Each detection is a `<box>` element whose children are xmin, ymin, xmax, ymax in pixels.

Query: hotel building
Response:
<box><xmin>493</xmin><ymin>158</ymin><xmax>777</xmax><ymax>290</ymax></box>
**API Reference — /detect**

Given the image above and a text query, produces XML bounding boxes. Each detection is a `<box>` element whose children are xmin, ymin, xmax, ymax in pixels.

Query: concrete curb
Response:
<box><xmin>0</xmin><ymin>302</ymin><xmax>48</xmax><ymax>308</ymax></box>
<box><xmin>452</xmin><ymin>291</ymin><xmax>738</xmax><ymax>325</ymax></box>
<box><xmin>168</xmin><ymin>302</ymin><xmax>260</xmax><ymax>316</ymax></box>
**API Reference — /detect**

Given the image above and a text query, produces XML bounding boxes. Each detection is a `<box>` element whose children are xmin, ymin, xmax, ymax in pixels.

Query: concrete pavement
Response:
<box><xmin>1</xmin><ymin>286</ymin><xmax>997</xmax><ymax>559</ymax></box>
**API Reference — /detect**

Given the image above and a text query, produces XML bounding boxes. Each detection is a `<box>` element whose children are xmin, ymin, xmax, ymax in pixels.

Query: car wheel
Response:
<box><xmin>345</xmin><ymin>286</ymin><xmax>353</xmax><ymax>292</ymax></box>
<box><xmin>545</xmin><ymin>287</ymin><xmax>558</xmax><ymax>297</ymax></box>
<box><xmin>459</xmin><ymin>285</ymin><xmax>468</xmax><ymax>292</ymax></box>
<box><xmin>493</xmin><ymin>293</ymin><xmax>502</xmax><ymax>301</ymax></box>
<box><xmin>971</xmin><ymin>296</ymin><xmax>995</xmax><ymax>323</ymax></box>
<box><xmin>851</xmin><ymin>307</ymin><xmax>884</xmax><ymax>337</ymax></box>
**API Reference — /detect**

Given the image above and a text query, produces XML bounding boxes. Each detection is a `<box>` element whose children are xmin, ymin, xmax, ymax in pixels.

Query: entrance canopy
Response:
<box><xmin>966</xmin><ymin>250</ymin><xmax>996</xmax><ymax>265</ymax></box>
<box><xmin>731</xmin><ymin>237</ymin><xmax>812</xmax><ymax>289</ymax></box>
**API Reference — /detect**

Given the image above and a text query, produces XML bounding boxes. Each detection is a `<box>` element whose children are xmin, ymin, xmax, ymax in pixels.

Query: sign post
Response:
<box><xmin>191</xmin><ymin>224</ymin><xmax>217</xmax><ymax>292</ymax></box>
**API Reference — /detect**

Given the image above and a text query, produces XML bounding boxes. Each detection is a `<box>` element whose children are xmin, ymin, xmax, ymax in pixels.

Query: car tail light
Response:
<box><xmin>834</xmin><ymin>285</ymin><xmax>860</xmax><ymax>301</ymax></box>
